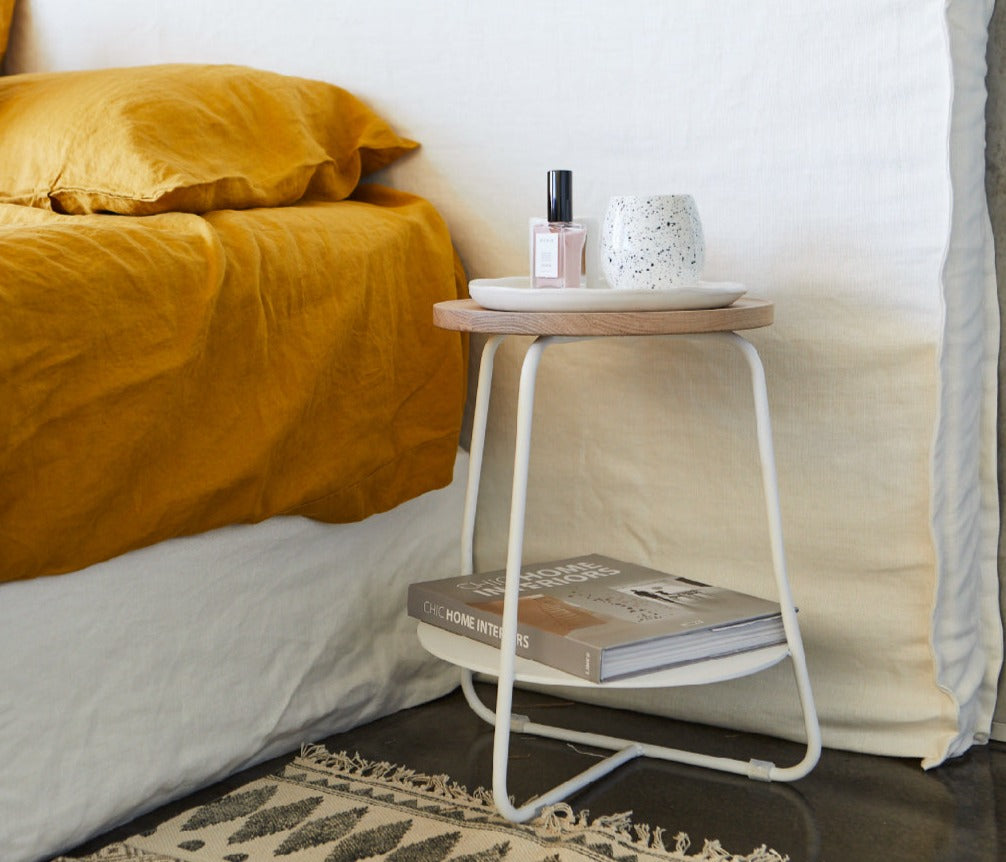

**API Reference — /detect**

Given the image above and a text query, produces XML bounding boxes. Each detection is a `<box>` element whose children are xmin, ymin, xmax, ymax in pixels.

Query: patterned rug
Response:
<box><xmin>59</xmin><ymin>746</ymin><xmax>787</xmax><ymax>862</ymax></box>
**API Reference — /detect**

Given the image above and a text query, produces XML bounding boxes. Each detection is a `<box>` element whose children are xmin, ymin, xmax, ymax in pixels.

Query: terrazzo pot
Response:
<box><xmin>601</xmin><ymin>194</ymin><xmax>704</xmax><ymax>290</ymax></box>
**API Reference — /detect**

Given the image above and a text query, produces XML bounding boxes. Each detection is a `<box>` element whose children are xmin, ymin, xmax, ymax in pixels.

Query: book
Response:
<box><xmin>408</xmin><ymin>553</ymin><xmax>788</xmax><ymax>683</ymax></box>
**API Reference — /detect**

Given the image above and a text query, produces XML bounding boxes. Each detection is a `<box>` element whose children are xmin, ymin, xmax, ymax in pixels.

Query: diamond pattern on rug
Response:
<box><xmin>180</xmin><ymin>786</ymin><xmax>279</xmax><ymax>832</ymax></box>
<box><xmin>273</xmin><ymin>808</ymin><xmax>367</xmax><ymax>854</ymax></box>
<box><xmin>384</xmin><ymin>829</ymin><xmax>462</xmax><ymax>862</ymax></box>
<box><xmin>226</xmin><ymin>795</ymin><xmax>323</xmax><ymax>844</ymax></box>
<box><xmin>60</xmin><ymin>748</ymin><xmax>788</xmax><ymax>862</ymax></box>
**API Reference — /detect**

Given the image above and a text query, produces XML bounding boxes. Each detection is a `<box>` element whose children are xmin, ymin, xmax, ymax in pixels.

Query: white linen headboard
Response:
<box><xmin>7</xmin><ymin>0</ymin><xmax>1000</xmax><ymax>766</ymax></box>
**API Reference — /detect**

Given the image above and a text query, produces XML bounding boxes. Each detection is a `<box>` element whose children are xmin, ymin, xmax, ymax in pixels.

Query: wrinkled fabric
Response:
<box><xmin>0</xmin><ymin>63</ymin><xmax>418</xmax><ymax>214</ymax></box>
<box><xmin>0</xmin><ymin>183</ymin><xmax>467</xmax><ymax>582</ymax></box>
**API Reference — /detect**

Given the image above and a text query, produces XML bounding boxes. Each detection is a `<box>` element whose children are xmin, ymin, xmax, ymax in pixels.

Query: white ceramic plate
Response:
<box><xmin>469</xmin><ymin>277</ymin><xmax>746</xmax><ymax>312</ymax></box>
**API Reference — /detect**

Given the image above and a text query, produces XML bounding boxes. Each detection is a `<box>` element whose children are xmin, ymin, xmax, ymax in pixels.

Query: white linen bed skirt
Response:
<box><xmin>0</xmin><ymin>452</ymin><xmax>467</xmax><ymax>862</ymax></box>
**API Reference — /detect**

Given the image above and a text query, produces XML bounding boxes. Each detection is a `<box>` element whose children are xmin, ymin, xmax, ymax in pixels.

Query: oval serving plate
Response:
<box><xmin>469</xmin><ymin>277</ymin><xmax>746</xmax><ymax>313</ymax></box>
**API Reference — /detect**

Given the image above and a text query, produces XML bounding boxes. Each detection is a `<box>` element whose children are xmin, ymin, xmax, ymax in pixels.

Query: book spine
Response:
<box><xmin>408</xmin><ymin>583</ymin><xmax>602</xmax><ymax>682</ymax></box>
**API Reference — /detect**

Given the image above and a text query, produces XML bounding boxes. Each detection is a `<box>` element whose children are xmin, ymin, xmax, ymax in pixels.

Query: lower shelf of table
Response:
<box><xmin>417</xmin><ymin>622</ymin><xmax>791</xmax><ymax>689</ymax></box>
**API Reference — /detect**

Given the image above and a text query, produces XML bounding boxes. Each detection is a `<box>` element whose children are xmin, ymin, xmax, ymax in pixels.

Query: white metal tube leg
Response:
<box><xmin>458</xmin><ymin>336</ymin><xmax>509</xmax><ymax>745</ymax></box>
<box><xmin>725</xmin><ymin>332</ymin><xmax>821</xmax><ymax>780</ymax></box>
<box><xmin>488</xmin><ymin>336</ymin><xmax>642</xmax><ymax>822</ymax></box>
<box><xmin>461</xmin><ymin>334</ymin><xmax>507</xmax><ymax>577</ymax></box>
<box><xmin>490</xmin><ymin>335</ymin><xmax>549</xmax><ymax>821</ymax></box>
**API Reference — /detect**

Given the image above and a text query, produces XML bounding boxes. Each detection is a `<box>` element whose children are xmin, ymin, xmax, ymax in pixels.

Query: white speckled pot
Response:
<box><xmin>600</xmin><ymin>194</ymin><xmax>704</xmax><ymax>290</ymax></box>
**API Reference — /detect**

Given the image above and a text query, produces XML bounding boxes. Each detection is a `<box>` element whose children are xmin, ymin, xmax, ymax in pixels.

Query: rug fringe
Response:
<box><xmin>299</xmin><ymin>744</ymin><xmax>497</xmax><ymax>809</ymax></box>
<box><xmin>535</xmin><ymin>803</ymin><xmax>787</xmax><ymax>862</ymax></box>
<box><xmin>298</xmin><ymin>745</ymin><xmax>788</xmax><ymax>862</ymax></box>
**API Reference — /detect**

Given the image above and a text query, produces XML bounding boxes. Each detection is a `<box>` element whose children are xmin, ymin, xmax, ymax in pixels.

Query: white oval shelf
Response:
<box><xmin>416</xmin><ymin>622</ymin><xmax>791</xmax><ymax>689</ymax></box>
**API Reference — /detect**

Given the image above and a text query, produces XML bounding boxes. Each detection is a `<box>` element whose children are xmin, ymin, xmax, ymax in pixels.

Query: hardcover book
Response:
<box><xmin>408</xmin><ymin>554</ymin><xmax>788</xmax><ymax>682</ymax></box>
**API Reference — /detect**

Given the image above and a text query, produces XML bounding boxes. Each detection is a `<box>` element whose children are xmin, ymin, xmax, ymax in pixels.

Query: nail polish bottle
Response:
<box><xmin>530</xmin><ymin>170</ymin><xmax>586</xmax><ymax>288</ymax></box>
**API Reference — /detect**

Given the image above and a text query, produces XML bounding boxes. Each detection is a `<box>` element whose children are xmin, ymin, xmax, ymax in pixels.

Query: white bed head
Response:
<box><xmin>4</xmin><ymin>0</ymin><xmax>981</xmax><ymax>302</ymax></box>
<box><xmin>6</xmin><ymin>0</ymin><xmax>1002</xmax><ymax>768</ymax></box>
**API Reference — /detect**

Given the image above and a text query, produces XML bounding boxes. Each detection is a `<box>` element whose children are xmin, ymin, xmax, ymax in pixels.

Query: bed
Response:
<box><xmin>0</xmin><ymin>55</ymin><xmax>468</xmax><ymax>861</ymax></box>
<box><xmin>2</xmin><ymin>1</ymin><xmax>1003</xmax><ymax>861</ymax></box>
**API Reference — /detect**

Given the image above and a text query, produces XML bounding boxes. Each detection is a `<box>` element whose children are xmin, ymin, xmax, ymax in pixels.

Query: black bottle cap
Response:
<box><xmin>547</xmin><ymin>169</ymin><xmax>573</xmax><ymax>223</ymax></box>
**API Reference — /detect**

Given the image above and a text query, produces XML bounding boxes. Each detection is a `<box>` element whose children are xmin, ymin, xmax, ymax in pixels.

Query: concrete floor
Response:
<box><xmin>66</xmin><ymin>682</ymin><xmax>1004</xmax><ymax>861</ymax></box>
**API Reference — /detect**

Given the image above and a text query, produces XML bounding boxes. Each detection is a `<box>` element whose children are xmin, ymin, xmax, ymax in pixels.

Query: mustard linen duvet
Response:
<box><xmin>0</xmin><ymin>185</ymin><xmax>466</xmax><ymax>582</ymax></box>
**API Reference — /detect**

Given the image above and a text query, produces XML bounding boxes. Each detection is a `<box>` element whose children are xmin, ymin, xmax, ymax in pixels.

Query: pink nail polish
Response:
<box><xmin>530</xmin><ymin>170</ymin><xmax>586</xmax><ymax>288</ymax></box>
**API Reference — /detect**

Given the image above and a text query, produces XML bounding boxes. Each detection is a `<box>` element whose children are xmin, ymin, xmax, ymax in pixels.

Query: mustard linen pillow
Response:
<box><xmin>0</xmin><ymin>63</ymin><xmax>418</xmax><ymax>214</ymax></box>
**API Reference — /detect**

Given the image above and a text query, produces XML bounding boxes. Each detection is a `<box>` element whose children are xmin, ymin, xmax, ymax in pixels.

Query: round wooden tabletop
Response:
<box><xmin>433</xmin><ymin>297</ymin><xmax>773</xmax><ymax>336</ymax></box>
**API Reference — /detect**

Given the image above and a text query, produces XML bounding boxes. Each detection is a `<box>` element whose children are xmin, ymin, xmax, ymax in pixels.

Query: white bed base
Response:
<box><xmin>0</xmin><ymin>451</ymin><xmax>467</xmax><ymax>862</ymax></box>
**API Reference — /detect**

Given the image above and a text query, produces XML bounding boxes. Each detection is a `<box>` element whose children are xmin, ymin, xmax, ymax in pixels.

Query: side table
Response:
<box><xmin>425</xmin><ymin>296</ymin><xmax>820</xmax><ymax>822</ymax></box>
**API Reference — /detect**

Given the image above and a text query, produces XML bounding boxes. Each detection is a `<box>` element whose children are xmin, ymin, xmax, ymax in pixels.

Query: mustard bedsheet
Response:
<box><xmin>0</xmin><ymin>184</ymin><xmax>467</xmax><ymax>582</ymax></box>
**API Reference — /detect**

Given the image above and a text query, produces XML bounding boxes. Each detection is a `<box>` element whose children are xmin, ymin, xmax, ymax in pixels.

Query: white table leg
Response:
<box><xmin>723</xmin><ymin>332</ymin><xmax>821</xmax><ymax>780</ymax></box>
<box><xmin>461</xmin><ymin>334</ymin><xmax>507</xmax><ymax>577</ymax></box>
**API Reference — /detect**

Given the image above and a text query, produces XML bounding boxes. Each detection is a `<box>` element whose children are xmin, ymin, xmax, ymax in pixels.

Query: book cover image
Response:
<box><xmin>471</xmin><ymin>576</ymin><xmax>722</xmax><ymax>634</ymax></box>
<box><xmin>408</xmin><ymin>554</ymin><xmax>786</xmax><ymax>682</ymax></box>
<box><xmin>471</xmin><ymin>595</ymin><xmax>609</xmax><ymax>637</ymax></box>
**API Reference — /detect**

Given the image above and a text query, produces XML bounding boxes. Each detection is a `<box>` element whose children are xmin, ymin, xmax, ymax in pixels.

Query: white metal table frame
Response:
<box><xmin>449</xmin><ymin>321</ymin><xmax>821</xmax><ymax>823</ymax></box>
